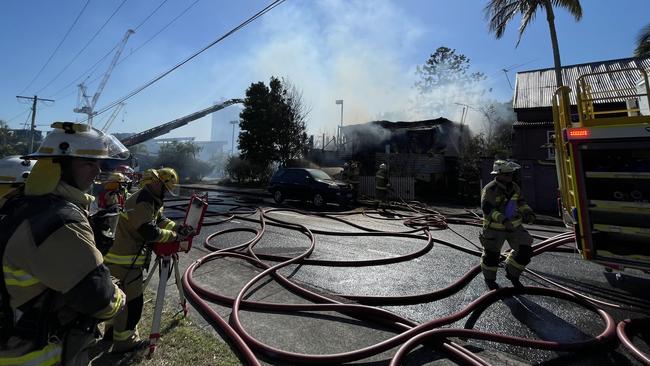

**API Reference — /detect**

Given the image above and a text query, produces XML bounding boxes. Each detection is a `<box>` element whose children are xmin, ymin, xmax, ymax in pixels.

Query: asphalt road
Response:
<box><xmin>147</xmin><ymin>188</ymin><xmax>650</xmax><ymax>365</ymax></box>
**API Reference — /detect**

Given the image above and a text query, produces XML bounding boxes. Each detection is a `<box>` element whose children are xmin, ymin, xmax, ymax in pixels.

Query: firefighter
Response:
<box><xmin>340</xmin><ymin>162</ymin><xmax>350</xmax><ymax>182</ymax></box>
<box><xmin>0</xmin><ymin>156</ymin><xmax>33</xmax><ymax>207</ymax></box>
<box><xmin>0</xmin><ymin>122</ymin><xmax>127</xmax><ymax>365</ymax></box>
<box><xmin>479</xmin><ymin>160</ymin><xmax>536</xmax><ymax>289</ymax></box>
<box><xmin>349</xmin><ymin>161</ymin><xmax>360</xmax><ymax>197</ymax></box>
<box><xmin>96</xmin><ymin>171</ymin><xmax>131</xmax><ymax>209</ymax></box>
<box><xmin>104</xmin><ymin>167</ymin><xmax>192</xmax><ymax>353</ymax></box>
<box><xmin>375</xmin><ymin>163</ymin><xmax>390</xmax><ymax>207</ymax></box>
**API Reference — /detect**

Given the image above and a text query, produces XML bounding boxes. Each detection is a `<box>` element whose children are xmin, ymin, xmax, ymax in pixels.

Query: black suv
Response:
<box><xmin>268</xmin><ymin>168</ymin><xmax>355</xmax><ymax>207</ymax></box>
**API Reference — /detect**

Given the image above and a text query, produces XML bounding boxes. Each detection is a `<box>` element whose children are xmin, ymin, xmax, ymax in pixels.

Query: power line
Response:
<box><xmin>35</xmin><ymin>0</ymin><xmax>129</xmax><ymax>95</ymax></box>
<box><xmin>133</xmin><ymin>0</ymin><xmax>169</xmax><ymax>31</ymax></box>
<box><xmin>5</xmin><ymin>109</ymin><xmax>31</xmax><ymax>123</ymax></box>
<box><xmin>92</xmin><ymin>0</ymin><xmax>285</xmax><ymax>118</ymax></box>
<box><xmin>47</xmin><ymin>0</ymin><xmax>191</xmax><ymax>100</ymax></box>
<box><xmin>19</xmin><ymin>0</ymin><xmax>90</xmax><ymax>95</ymax></box>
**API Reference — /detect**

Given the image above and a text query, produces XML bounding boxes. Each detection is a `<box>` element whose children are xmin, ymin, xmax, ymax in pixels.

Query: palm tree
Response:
<box><xmin>635</xmin><ymin>24</ymin><xmax>650</xmax><ymax>58</ymax></box>
<box><xmin>485</xmin><ymin>0</ymin><xmax>583</xmax><ymax>88</ymax></box>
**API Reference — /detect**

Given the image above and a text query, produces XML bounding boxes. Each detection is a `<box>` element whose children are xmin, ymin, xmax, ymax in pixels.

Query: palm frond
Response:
<box><xmin>517</xmin><ymin>2</ymin><xmax>542</xmax><ymax>46</ymax></box>
<box><xmin>485</xmin><ymin>0</ymin><xmax>526</xmax><ymax>39</ymax></box>
<box><xmin>551</xmin><ymin>0</ymin><xmax>583</xmax><ymax>20</ymax></box>
<box><xmin>635</xmin><ymin>24</ymin><xmax>650</xmax><ymax>58</ymax></box>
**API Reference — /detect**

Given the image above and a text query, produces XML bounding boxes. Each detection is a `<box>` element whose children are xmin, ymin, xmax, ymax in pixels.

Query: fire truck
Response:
<box><xmin>552</xmin><ymin>68</ymin><xmax>650</xmax><ymax>272</ymax></box>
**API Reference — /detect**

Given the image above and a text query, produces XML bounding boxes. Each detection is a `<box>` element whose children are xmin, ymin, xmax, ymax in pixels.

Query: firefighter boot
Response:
<box><xmin>505</xmin><ymin>268</ymin><xmax>523</xmax><ymax>287</ymax></box>
<box><xmin>111</xmin><ymin>332</ymin><xmax>146</xmax><ymax>353</ymax></box>
<box><xmin>484</xmin><ymin>278</ymin><xmax>499</xmax><ymax>290</ymax></box>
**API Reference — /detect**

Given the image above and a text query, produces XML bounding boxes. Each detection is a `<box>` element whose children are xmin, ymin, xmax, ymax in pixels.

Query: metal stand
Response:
<box><xmin>143</xmin><ymin>253</ymin><xmax>187</xmax><ymax>356</ymax></box>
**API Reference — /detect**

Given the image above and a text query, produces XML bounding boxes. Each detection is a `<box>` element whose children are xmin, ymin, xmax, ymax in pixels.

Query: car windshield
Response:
<box><xmin>308</xmin><ymin>169</ymin><xmax>332</xmax><ymax>181</ymax></box>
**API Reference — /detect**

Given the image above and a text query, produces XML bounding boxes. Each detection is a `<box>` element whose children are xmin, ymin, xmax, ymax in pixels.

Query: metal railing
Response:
<box><xmin>575</xmin><ymin>68</ymin><xmax>650</xmax><ymax>123</ymax></box>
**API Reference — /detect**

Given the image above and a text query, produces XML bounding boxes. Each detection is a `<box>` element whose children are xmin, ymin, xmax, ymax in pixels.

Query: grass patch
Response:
<box><xmin>91</xmin><ymin>292</ymin><xmax>240</xmax><ymax>366</ymax></box>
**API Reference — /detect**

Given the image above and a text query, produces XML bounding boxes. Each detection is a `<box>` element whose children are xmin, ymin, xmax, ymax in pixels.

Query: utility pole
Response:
<box><xmin>16</xmin><ymin>95</ymin><xmax>54</xmax><ymax>153</ymax></box>
<box><xmin>230</xmin><ymin>120</ymin><xmax>238</xmax><ymax>155</ymax></box>
<box><xmin>335</xmin><ymin>99</ymin><xmax>343</xmax><ymax>150</ymax></box>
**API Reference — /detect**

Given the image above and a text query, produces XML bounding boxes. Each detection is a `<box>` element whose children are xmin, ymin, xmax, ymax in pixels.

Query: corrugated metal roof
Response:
<box><xmin>514</xmin><ymin>57</ymin><xmax>650</xmax><ymax>109</ymax></box>
<box><xmin>513</xmin><ymin>121</ymin><xmax>554</xmax><ymax>127</ymax></box>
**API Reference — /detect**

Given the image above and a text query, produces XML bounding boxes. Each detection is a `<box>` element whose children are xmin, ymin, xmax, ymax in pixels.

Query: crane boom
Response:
<box><xmin>101</xmin><ymin>102</ymin><xmax>125</xmax><ymax>132</ymax></box>
<box><xmin>74</xmin><ymin>29</ymin><xmax>134</xmax><ymax>126</ymax></box>
<box><xmin>119</xmin><ymin>98</ymin><xmax>242</xmax><ymax>147</ymax></box>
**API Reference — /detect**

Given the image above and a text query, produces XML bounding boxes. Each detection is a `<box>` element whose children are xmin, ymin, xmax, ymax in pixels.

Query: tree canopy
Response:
<box><xmin>154</xmin><ymin>141</ymin><xmax>213</xmax><ymax>182</ymax></box>
<box><xmin>415</xmin><ymin>46</ymin><xmax>486</xmax><ymax>94</ymax></box>
<box><xmin>0</xmin><ymin>121</ymin><xmax>29</xmax><ymax>158</ymax></box>
<box><xmin>238</xmin><ymin>77</ymin><xmax>308</xmax><ymax>169</ymax></box>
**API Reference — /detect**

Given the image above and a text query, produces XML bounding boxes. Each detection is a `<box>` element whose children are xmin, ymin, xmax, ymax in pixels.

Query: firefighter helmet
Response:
<box><xmin>491</xmin><ymin>160</ymin><xmax>521</xmax><ymax>175</ymax></box>
<box><xmin>379</xmin><ymin>163</ymin><xmax>387</xmax><ymax>170</ymax></box>
<box><xmin>25</xmin><ymin>122</ymin><xmax>130</xmax><ymax>161</ymax></box>
<box><xmin>0</xmin><ymin>156</ymin><xmax>33</xmax><ymax>184</ymax></box>
<box><xmin>140</xmin><ymin>167</ymin><xmax>179</xmax><ymax>195</ymax></box>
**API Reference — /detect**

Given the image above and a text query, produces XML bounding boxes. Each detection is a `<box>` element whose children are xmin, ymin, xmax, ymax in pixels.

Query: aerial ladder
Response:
<box><xmin>74</xmin><ymin>29</ymin><xmax>135</xmax><ymax>126</ymax></box>
<box><xmin>552</xmin><ymin>67</ymin><xmax>650</xmax><ymax>272</ymax></box>
<box><xmin>118</xmin><ymin>98</ymin><xmax>242</xmax><ymax>147</ymax></box>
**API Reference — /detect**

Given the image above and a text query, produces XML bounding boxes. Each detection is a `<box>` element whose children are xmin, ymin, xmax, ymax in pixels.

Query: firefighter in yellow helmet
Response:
<box><xmin>0</xmin><ymin>156</ymin><xmax>33</xmax><ymax>209</ymax></box>
<box><xmin>479</xmin><ymin>160</ymin><xmax>535</xmax><ymax>289</ymax></box>
<box><xmin>0</xmin><ymin>122</ymin><xmax>127</xmax><ymax>365</ymax></box>
<box><xmin>104</xmin><ymin>167</ymin><xmax>191</xmax><ymax>353</ymax></box>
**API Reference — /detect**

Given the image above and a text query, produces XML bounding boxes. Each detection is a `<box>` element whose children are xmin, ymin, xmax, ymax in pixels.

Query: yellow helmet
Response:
<box><xmin>140</xmin><ymin>167</ymin><xmax>179</xmax><ymax>195</ymax></box>
<box><xmin>157</xmin><ymin>167</ymin><xmax>179</xmax><ymax>195</ymax></box>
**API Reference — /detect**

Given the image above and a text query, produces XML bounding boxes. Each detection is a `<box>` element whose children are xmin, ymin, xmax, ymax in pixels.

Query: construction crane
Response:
<box><xmin>119</xmin><ymin>98</ymin><xmax>242</xmax><ymax>147</ymax></box>
<box><xmin>100</xmin><ymin>102</ymin><xmax>126</xmax><ymax>132</ymax></box>
<box><xmin>74</xmin><ymin>29</ymin><xmax>135</xmax><ymax>126</ymax></box>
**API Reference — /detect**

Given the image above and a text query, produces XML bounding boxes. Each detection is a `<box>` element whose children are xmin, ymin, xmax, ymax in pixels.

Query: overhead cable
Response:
<box><xmin>92</xmin><ymin>0</ymin><xmax>285</xmax><ymax>118</ymax></box>
<box><xmin>19</xmin><ymin>0</ymin><xmax>91</xmax><ymax>95</ymax></box>
<box><xmin>35</xmin><ymin>0</ymin><xmax>129</xmax><ymax>95</ymax></box>
<box><xmin>48</xmin><ymin>0</ymin><xmax>194</xmax><ymax>100</ymax></box>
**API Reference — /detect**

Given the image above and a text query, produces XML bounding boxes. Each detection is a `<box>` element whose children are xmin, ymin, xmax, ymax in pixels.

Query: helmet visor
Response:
<box><xmin>105</xmin><ymin>134</ymin><xmax>131</xmax><ymax>160</ymax></box>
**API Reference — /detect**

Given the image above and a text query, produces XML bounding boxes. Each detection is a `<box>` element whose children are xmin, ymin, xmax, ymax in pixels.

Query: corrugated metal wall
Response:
<box><xmin>359</xmin><ymin>176</ymin><xmax>415</xmax><ymax>200</ymax></box>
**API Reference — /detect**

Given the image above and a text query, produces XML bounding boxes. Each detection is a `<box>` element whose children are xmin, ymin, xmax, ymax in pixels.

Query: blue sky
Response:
<box><xmin>2</xmin><ymin>0</ymin><xmax>647</xmax><ymax>140</ymax></box>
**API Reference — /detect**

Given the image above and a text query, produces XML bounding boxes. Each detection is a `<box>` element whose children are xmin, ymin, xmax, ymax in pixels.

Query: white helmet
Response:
<box><xmin>379</xmin><ymin>163</ymin><xmax>387</xmax><ymax>170</ymax></box>
<box><xmin>0</xmin><ymin>156</ymin><xmax>33</xmax><ymax>184</ymax></box>
<box><xmin>491</xmin><ymin>160</ymin><xmax>521</xmax><ymax>175</ymax></box>
<box><xmin>25</xmin><ymin>122</ymin><xmax>130</xmax><ymax>160</ymax></box>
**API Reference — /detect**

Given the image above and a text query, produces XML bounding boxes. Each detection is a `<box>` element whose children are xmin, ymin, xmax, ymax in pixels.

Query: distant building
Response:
<box><xmin>505</xmin><ymin>56</ymin><xmax>650</xmax><ymax>213</ymax></box>
<box><xmin>211</xmin><ymin>98</ymin><xmax>242</xmax><ymax>154</ymax></box>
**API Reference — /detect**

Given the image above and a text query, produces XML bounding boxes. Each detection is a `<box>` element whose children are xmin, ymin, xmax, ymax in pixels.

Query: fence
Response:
<box><xmin>359</xmin><ymin>176</ymin><xmax>415</xmax><ymax>200</ymax></box>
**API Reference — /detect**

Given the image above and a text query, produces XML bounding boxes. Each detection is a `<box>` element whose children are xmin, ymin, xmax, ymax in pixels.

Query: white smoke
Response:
<box><xmin>213</xmin><ymin>0</ymin><xmax>513</xmax><ymax>138</ymax></box>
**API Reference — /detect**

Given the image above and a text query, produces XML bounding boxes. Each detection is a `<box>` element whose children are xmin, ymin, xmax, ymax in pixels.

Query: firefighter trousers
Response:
<box><xmin>479</xmin><ymin>227</ymin><xmax>533</xmax><ymax>281</ymax></box>
<box><xmin>107</xmin><ymin>264</ymin><xmax>145</xmax><ymax>346</ymax></box>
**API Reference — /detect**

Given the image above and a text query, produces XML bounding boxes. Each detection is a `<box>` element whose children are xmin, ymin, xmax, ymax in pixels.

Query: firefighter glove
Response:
<box><xmin>176</xmin><ymin>224</ymin><xmax>195</xmax><ymax>240</ymax></box>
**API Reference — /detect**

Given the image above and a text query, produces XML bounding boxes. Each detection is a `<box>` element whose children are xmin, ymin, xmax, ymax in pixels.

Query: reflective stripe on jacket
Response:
<box><xmin>106</xmin><ymin>186</ymin><xmax>177</xmax><ymax>269</ymax></box>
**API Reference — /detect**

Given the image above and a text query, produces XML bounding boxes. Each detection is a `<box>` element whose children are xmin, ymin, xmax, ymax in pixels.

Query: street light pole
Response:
<box><xmin>335</xmin><ymin>99</ymin><xmax>343</xmax><ymax>149</ymax></box>
<box><xmin>230</xmin><ymin>120</ymin><xmax>238</xmax><ymax>155</ymax></box>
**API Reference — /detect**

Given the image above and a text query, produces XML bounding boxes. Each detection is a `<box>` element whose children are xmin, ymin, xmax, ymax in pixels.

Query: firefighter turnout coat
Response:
<box><xmin>104</xmin><ymin>185</ymin><xmax>178</xmax><ymax>345</ymax></box>
<box><xmin>1</xmin><ymin>182</ymin><xmax>125</xmax><ymax>366</ymax></box>
<box><xmin>479</xmin><ymin>179</ymin><xmax>535</xmax><ymax>281</ymax></box>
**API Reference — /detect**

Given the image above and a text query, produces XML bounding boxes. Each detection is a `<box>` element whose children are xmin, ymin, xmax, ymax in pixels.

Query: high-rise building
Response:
<box><xmin>211</xmin><ymin>98</ymin><xmax>242</xmax><ymax>154</ymax></box>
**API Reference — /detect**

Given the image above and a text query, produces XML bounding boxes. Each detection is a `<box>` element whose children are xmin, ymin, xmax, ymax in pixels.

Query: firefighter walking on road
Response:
<box><xmin>104</xmin><ymin>167</ymin><xmax>192</xmax><ymax>353</ymax></box>
<box><xmin>1</xmin><ymin>122</ymin><xmax>127</xmax><ymax>366</ymax></box>
<box><xmin>479</xmin><ymin>160</ymin><xmax>536</xmax><ymax>288</ymax></box>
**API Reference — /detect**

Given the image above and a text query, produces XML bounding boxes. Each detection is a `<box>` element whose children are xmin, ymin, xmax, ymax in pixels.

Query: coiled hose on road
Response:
<box><xmin>166</xmin><ymin>195</ymin><xmax>650</xmax><ymax>365</ymax></box>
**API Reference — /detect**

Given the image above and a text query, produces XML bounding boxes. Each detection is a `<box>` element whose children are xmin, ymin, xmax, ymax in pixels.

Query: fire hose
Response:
<box><xmin>170</xmin><ymin>197</ymin><xmax>649</xmax><ymax>365</ymax></box>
